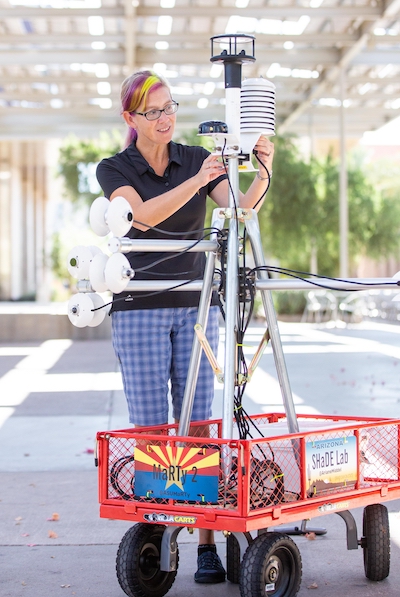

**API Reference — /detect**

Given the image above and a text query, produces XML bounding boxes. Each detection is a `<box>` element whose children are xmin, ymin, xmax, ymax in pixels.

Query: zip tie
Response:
<box><xmin>272</xmin><ymin>473</ymin><xmax>284</xmax><ymax>481</ymax></box>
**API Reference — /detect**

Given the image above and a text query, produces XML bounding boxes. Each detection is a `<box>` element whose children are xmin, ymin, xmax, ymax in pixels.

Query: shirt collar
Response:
<box><xmin>126</xmin><ymin>141</ymin><xmax>183</xmax><ymax>175</ymax></box>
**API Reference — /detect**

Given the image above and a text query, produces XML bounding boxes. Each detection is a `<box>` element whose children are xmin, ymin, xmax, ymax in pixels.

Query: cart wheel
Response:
<box><xmin>116</xmin><ymin>523</ymin><xmax>179</xmax><ymax>597</ymax></box>
<box><xmin>361</xmin><ymin>504</ymin><xmax>390</xmax><ymax>581</ymax></box>
<box><xmin>240</xmin><ymin>532</ymin><xmax>302</xmax><ymax>597</ymax></box>
<box><xmin>226</xmin><ymin>533</ymin><xmax>241</xmax><ymax>583</ymax></box>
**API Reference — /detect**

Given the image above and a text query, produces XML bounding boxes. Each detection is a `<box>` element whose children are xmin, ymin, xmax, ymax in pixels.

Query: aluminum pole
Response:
<box><xmin>221</xmin><ymin>157</ymin><xmax>241</xmax><ymax>440</ymax></box>
<box><xmin>246</xmin><ymin>211</ymin><xmax>299</xmax><ymax>434</ymax></box>
<box><xmin>177</xmin><ymin>210</ymin><xmax>225</xmax><ymax>437</ymax></box>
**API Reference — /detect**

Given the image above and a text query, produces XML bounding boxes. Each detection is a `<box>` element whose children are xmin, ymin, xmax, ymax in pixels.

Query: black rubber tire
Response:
<box><xmin>362</xmin><ymin>503</ymin><xmax>390</xmax><ymax>581</ymax></box>
<box><xmin>239</xmin><ymin>532</ymin><xmax>302</xmax><ymax>597</ymax></box>
<box><xmin>116</xmin><ymin>523</ymin><xmax>179</xmax><ymax>597</ymax></box>
<box><xmin>226</xmin><ymin>533</ymin><xmax>241</xmax><ymax>584</ymax></box>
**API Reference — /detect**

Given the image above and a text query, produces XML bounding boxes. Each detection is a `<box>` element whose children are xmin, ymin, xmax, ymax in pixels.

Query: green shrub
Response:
<box><xmin>273</xmin><ymin>290</ymin><xmax>307</xmax><ymax>315</ymax></box>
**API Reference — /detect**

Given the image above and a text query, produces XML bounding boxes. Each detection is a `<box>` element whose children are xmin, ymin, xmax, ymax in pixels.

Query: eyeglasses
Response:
<box><xmin>135</xmin><ymin>101</ymin><xmax>179</xmax><ymax>121</ymax></box>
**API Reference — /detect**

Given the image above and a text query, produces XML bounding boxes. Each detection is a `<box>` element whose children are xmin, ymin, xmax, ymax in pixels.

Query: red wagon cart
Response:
<box><xmin>96</xmin><ymin>412</ymin><xmax>400</xmax><ymax>597</ymax></box>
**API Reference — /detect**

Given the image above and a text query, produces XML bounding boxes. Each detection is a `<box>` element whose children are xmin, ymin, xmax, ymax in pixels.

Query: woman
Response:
<box><xmin>96</xmin><ymin>70</ymin><xmax>274</xmax><ymax>584</ymax></box>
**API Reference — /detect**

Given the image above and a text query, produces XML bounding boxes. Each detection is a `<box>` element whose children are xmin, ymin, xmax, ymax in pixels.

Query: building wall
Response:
<box><xmin>356</xmin><ymin>256</ymin><xmax>400</xmax><ymax>279</ymax></box>
<box><xmin>0</xmin><ymin>139</ymin><xmax>61</xmax><ymax>301</ymax></box>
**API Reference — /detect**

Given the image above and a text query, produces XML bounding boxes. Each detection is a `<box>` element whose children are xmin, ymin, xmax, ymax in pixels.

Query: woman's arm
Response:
<box><xmin>210</xmin><ymin>136</ymin><xmax>274</xmax><ymax>211</ymax></box>
<box><xmin>109</xmin><ymin>153</ymin><xmax>225</xmax><ymax>231</ymax></box>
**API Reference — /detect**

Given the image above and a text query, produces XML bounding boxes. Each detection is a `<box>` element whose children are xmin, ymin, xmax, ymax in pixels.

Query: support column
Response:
<box><xmin>10</xmin><ymin>141</ymin><xmax>24</xmax><ymax>300</ymax></box>
<box><xmin>0</xmin><ymin>142</ymin><xmax>12</xmax><ymax>298</ymax></box>
<box><xmin>25</xmin><ymin>142</ymin><xmax>36</xmax><ymax>297</ymax></box>
<box><xmin>339</xmin><ymin>67</ymin><xmax>349</xmax><ymax>278</ymax></box>
<box><xmin>39</xmin><ymin>139</ymin><xmax>62</xmax><ymax>302</ymax></box>
<box><xmin>35</xmin><ymin>145</ymin><xmax>46</xmax><ymax>301</ymax></box>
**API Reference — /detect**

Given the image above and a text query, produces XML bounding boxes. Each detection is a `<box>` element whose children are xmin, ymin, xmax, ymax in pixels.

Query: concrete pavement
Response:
<box><xmin>1</xmin><ymin>320</ymin><xmax>400</xmax><ymax>596</ymax></box>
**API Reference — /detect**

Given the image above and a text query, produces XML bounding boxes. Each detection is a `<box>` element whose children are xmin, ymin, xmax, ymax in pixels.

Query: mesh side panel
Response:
<box><xmin>249</xmin><ymin>439</ymin><xmax>300</xmax><ymax>510</ymax></box>
<box><xmin>108</xmin><ymin>436</ymin><xmax>136</xmax><ymax>500</ymax></box>
<box><xmin>361</xmin><ymin>424</ymin><xmax>399</xmax><ymax>484</ymax></box>
<box><xmin>100</xmin><ymin>418</ymin><xmax>400</xmax><ymax>512</ymax></box>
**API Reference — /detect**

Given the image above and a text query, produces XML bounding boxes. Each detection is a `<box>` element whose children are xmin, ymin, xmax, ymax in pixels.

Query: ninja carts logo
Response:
<box><xmin>143</xmin><ymin>512</ymin><xmax>197</xmax><ymax>525</ymax></box>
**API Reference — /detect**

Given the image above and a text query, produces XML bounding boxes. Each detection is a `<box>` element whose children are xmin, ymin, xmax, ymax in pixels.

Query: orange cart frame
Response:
<box><xmin>97</xmin><ymin>412</ymin><xmax>400</xmax><ymax>533</ymax></box>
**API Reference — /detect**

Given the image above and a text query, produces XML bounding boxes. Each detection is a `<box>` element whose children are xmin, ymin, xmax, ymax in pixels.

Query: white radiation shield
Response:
<box><xmin>89</xmin><ymin>196</ymin><xmax>111</xmax><ymax>237</ymax></box>
<box><xmin>67</xmin><ymin>245</ymin><xmax>101</xmax><ymax>280</ymax></box>
<box><xmin>89</xmin><ymin>252</ymin><xmax>109</xmax><ymax>293</ymax></box>
<box><xmin>104</xmin><ymin>253</ymin><xmax>135</xmax><ymax>294</ymax></box>
<box><xmin>67</xmin><ymin>293</ymin><xmax>96</xmax><ymax>327</ymax></box>
<box><xmin>107</xmin><ymin>196</ymin><xmax>134</xmax><ymax>237</ymax></box>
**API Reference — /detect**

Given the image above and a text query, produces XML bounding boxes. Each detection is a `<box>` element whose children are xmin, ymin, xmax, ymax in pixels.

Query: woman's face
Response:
<box><xmin>129</xmin><ymin>85</ymin><xmax>176</xmax><ymax>146</ymax></box>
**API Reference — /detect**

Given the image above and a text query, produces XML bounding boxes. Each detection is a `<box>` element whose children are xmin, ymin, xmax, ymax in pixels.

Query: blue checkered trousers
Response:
<box><xmin>111</xmin><ymin>306</ymin><xmax>220</xmax><ymax>426</ymax></box>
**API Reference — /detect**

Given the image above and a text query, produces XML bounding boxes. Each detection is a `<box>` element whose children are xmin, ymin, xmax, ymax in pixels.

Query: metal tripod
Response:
<box><xmin>177</xmin><ymin>160</ymin><xmax>299</xmax><ymax>441</ymax></box>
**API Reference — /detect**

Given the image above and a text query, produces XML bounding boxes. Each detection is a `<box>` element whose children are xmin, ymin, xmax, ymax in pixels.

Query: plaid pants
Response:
<box><xmin>112</xmin><ymin>306</ymin><xmax>219</xmax><ymax>426</ymax></box>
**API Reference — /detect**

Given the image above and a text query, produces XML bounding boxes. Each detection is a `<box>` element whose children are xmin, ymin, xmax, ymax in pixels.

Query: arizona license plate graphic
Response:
<box><xmin>134</xmin><ymin>445</ymin><xmax>219</xmax><ymax>502</ymax></box>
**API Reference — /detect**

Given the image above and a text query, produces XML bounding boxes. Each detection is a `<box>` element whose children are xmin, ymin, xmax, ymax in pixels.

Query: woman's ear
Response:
<box><xmin>122</xmin><ymin>111</ymin><xmax>136</xmax><ymax>128</ymax></box>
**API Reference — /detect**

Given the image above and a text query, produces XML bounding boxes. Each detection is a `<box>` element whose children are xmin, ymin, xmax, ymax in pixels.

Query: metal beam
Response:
<box><xmin>0</xmin><ymin>32</ymin><xmax>373</xmax><ymax>47</ymax></box>
<box><xmin>2</xmin><ymin>46</ymin><xmax>398</xmax><ymax>69</ymax></box>
<box><xmin>0</xmin><ymin>49</ymin><xmax>125</xmax><ymax>65</ymax></box>
<box><xmin>0</xmin><ymin>7</ymin><xmax>125</xmax><ymax>17</ymax></box>
<box><xmin>0</xmin><ymin>5</ymin><xmax>383</xmax><ymax>19</ymax></box>
<box><xmin>279</xmin><ymin>0</ymin><xmax>400</xmax><ymax>133</ymax></box>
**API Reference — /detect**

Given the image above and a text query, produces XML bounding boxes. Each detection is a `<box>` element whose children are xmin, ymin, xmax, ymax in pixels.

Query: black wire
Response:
<box><xmin>221</xmin><ymin>141</ymin><xmax>239</xmax><ymax>226</ymax></box>
<box><xmin>90</xmin><ymin>225</ymin><xmax>226</xmax><ymax>312</ymax></box>
<box><xmin>134</xmin><ymin>277</ymin><xmax>201</xmax><ymax>301</ymax></box>
<box><xmin>219</xmin><ymin>232</ymin><xmax>281</xmax><ymax>474</ymax></box>
<box><xmin>231</xmin><ymin>231</ymin><xmax>270</xmax><ymax>443</ymax></box>
<box><xmin>252</xmin><ymin>150</ymin><xmax>272</xmax><ymax>209</ymax></box>
<box><xmin>129</xmin><ymin>221</ymin><xmax>223</xmax><ymax>238</ymax></box>
<box><xmin>133</xmin><ymin>230</ymin><xmax>223</xmax><ymax>274</ymax></box>
<box><xmin>219</xmin><ymin>140</ymin><xmax>251</xmax><ymax>440</ymax></box>
<box><xmin>90</xmin><ymin>275</ymin><xmax>209</xmax><ymax>312</ymax></box>
<box><xmin>110</xmin><ymin>456</ymin><xmax>135</xmax><ymax>500</ymax></box>
<box><xmin>250</xmin><ymin>265</ymin><xmax>399</xmax><ymax>291</ymax></box>
<box><xmin>214</xmin><ymin>230</ymin><xmax>229</xmax><ymax>320</ymax></box>
<box><xmin>133</xmin><ymin>269</ymin><xmax>196</xmax><ymax>277</ymax></box>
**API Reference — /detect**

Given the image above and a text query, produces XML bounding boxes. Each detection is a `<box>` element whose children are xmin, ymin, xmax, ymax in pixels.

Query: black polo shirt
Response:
<box><xmin>96</xmin><ymin>141</ymin><xmax>225</xmax><ymax>311</ymax></box>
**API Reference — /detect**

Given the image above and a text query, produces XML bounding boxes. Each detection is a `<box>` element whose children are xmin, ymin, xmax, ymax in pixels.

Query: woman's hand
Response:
<box><xmin>208</xmin><ymin>138</ymin><xmax>275</xmax><ymax>209</ymax></box>
<box><xmin>195</xmin><ymin>154</ymin><xmax>226</xmax><ymax>188</ymax></box>
<box><xmin>253</xmin><ymin>136</ymin><xmax>274</xmax><ymax>178</ymax></box>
